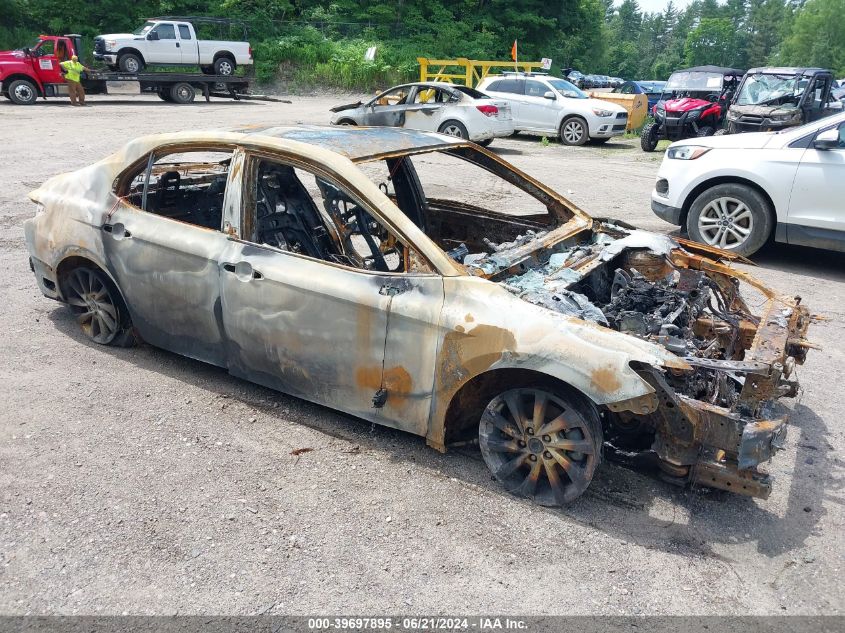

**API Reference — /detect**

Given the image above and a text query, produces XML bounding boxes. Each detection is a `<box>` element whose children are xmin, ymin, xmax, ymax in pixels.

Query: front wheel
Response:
<box><xmin>118</xmin><ymin>53</ymin><xmax>144</xmax><ymax>73</ymax></box>
<box><xmin>479</xmin><ymin>386</ymin><xmax>602</xmax><ymax>506</ymax></box>
<box><xmin>559</xmin><ymin>116</ymin><xmax>588</xmax><ymax>146</ymax></box>
<box><xmin>438</xmin><ymin>120</ymin><xmax>469</xmax><ymax>139</ymax></box>
<box><xmin>686</xmin><ymin>183</ymin><xmax>773</xmax><ymax>256</ymax></box>
<box><xmin>696</xmin><ymin>125</ymin><xmax>715</xmax><ymax>137</ymax></box>
<box><xmin>7</xmin><ymin>79</ymin><xmax>38</xmax><ymax>105</ymax></box>
<box><xmin>640</xmin><ymin>121</ymin><xmax>660</xmax><ymax>151</ymax></box>
<box><xmin>63</xmin><ymin>267</ymin><xmax>136</xmax><ymax>346</ymax></box>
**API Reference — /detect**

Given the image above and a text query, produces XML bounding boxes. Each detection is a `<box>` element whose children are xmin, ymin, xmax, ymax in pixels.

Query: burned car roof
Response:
<box><xmin>225</xmin><ymin>124</ymin><xmax>464</xmax><ymax>162</ymax></box>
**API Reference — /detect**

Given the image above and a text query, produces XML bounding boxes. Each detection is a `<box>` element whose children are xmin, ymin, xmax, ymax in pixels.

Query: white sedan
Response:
<box><xmin>651</xmin><ymin>111</ymin><xmax>845</xmax><ymax>255</ymax></box>
<box><xmin>329</xmin><ymin>82</ymin><xmax>514</xmax><ymax>146</ymax></box>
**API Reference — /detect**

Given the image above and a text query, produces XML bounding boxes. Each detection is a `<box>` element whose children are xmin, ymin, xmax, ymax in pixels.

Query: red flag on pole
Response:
<box><xmin>510</xmin><ymin>40</ymin><xmax>518</xmax><ymax>62</ymax></box>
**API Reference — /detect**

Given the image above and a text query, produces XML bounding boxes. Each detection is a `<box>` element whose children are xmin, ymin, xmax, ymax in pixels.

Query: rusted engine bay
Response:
<box><xmin>462</xmin><ymin>222</ymin><xmax>812</xmax><ymax>498</ymax></box>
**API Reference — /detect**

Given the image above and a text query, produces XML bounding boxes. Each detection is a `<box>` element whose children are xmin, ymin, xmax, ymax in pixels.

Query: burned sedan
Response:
<box><xmin>25</xmin><ymin>126</ymin><xmax>813</xmax><ymax>506</ymax></box>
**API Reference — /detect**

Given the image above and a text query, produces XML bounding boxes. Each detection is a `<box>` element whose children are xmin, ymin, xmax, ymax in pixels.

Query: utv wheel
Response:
<box><xmin>64</xmin><ymin>267</ymin><xmax>136</xmax><ymax>347</ymax></box>
<box><xmin>696</xmin><ymin>125</ymin><xmax>715</xmax><ymax>137</ymax></box>
<box><xmin>560</xmin><ymin>116</ymin><xmax>588</xmax><ymax>146</ymax></box>
<box><xmin>169</xmin><ymin>82</ymin><xmax>196</xmax><ymax>104</ymax></box>
<box><xmin>714</xmin><ymin>128</ymin><xmax>729</xmax><ymax>136</ymax></box>
<box><xmin>687</xmin><ymin>183</ymin><xmax>772</xmax><ymax>256</ymax></box>
<box><xmin>640</xmin><ymin>121</ymin><xmax>660</xmax><ymax>151</ymax></box>
<box><xmin>479</xmin><ymin>386</ymin><xmax>602</xmax><ymax>506</ymax></box>
<box><xmin>213</xmin><ymin>57</ymin><xmax>235</xmax><ymax>76</ymax></box>
<box><xmin>7</xmin><ymin>79</ymin><xmax>38</xmax><ymax>105</ymax></box>
<box><xmin>438</xmin><ymin>120</ymin><xmax>469</xmax><ymax>139</ymax></box>
<box><xmin>118</xmin><ymin>53</ymin><xmax>143</xmax><ymax>73</ymax></box>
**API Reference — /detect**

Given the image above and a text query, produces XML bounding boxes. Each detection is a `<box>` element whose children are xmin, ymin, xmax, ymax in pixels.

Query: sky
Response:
<box><xmin>623</xmin><ymin>0</ymin><xmax>696</xmax><ymax>14</ymax></box>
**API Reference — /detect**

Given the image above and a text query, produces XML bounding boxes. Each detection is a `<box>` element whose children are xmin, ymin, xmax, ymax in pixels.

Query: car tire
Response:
<box><xmin>213</xmin><ymin>57</ymin><xmax>236</xmax><ymax>76</ymax></box>
<box><xmin>157</xmin><ymin>90</ymin><xmax>172</xmax><ymax>102</ymax></box>
<box><xmin>438</xmin><ymin>120</ymin><xmax>469</xmax><ymax>139</ymax></box>
<box><xmin>640</xmin><ymin>121</ymin><xmax>660</xmax><ymax>151</ymax></box>
<box><xmin>118</xmin><ymin>52</ymin><xmax>144</xmax><ymax>73</ymax></box>
<box><xmin>696</xmin><ymin>125</ymin><xmax>715</xmax><ymax>137</ymax></box>
<box><xmin>479</xmin><ymin>385</ymin><xmax>602</xmax><ymax>506</ymax></box>
<box><xmin>336</xmin><ymin>119</ymin><xmax>357</xmax><ymax>126</ymax></box>
<box><xmin>686</xmin><ymin>183</ymin><xmax>773</xmax><ymax>256</ymax></box>
<box><xmin>559</xmin><ymin>116</ymin><xmax>588</xmax><ymax>146</ymax></box>
<box><xmin>63</xmin><ymin>267</ymin><xmax>137</xmax><ymax>347</ymax></box>
<box><xmin>7</xmin><ymin>79</ymin><xmax>38</xmax><ymax>105</ymax></box>
<box><xmin>169</xmin><ymin>82</ymin><xmax>196</xmax><ymax>104</ymax></box>
<box><xmin>477</xmin><ymin>138</ymin><xmax>493</xmax><ymax>147</ymax></box>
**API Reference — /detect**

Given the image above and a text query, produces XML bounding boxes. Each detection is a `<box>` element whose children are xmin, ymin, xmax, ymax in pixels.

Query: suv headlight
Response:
<box><xmin>592</xmin><ymin>108</ymin><xmax>614</xmax><ymax>117</ymax></box>
<box><xmin>667</xmin><ymin>145</ymin><xmax>711</xmax><ymax>160</ymax></box>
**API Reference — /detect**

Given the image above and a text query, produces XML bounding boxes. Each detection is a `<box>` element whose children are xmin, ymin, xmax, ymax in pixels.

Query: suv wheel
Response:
<box><xmin>686</xmin><ymin>183</ymin><xmax>772</xmax><ymax>256</ymax></box>
<box><xmin>560</xmin><ymin>117</ymin><xmax>588</xmax><ymax>146</ymax></box>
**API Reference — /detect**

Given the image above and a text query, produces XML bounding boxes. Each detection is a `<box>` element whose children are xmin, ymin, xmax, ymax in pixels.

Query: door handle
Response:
<box><xmin>222</xmin><ymin>262</ymin><xmax>262</xmax><ymax>280</ymax></box>
<box><xmin>176</xmin><ymin>43</ymin><xmax>180</xmax><ymax>48</ymax></box>
<box><xmin>102</xmin><ymin>223</ymin><xmax>131</xmax><ymax>239</ymax></box>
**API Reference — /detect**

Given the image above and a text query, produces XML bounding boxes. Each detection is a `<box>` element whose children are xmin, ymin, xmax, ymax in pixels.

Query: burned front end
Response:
<box><xmin>463</xmin><ymin>222</ymin><xmax>813</xmax><ymax>499</ymax></box>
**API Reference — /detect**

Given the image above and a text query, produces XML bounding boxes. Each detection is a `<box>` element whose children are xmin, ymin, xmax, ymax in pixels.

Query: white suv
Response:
<box><xmin>477</xmin><ymin>73</ymin><xmax>628</xmax><ymax>145</ymax></box>
<box><xmin>651</xmin><ymin>112</ymin><xmax>845</xmax><ymax>256</ymax></box>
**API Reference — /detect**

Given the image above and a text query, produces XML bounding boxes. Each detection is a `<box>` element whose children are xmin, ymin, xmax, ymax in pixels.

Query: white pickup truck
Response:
<box><xmin>93</xmin><ymin>17</ymin><xmax>252</xmax><ymax>75</ymax></box>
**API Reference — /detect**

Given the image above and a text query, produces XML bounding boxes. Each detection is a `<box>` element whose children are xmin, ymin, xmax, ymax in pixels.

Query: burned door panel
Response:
<box><xmin>218</xmin><ymin>241</ymin><xmax>393</xmax><ymax>421</ymax></box>
<box><xmin>102</xmin><ymin>203</ymin><xmax>230</xmax><ymax>366</ymax></box>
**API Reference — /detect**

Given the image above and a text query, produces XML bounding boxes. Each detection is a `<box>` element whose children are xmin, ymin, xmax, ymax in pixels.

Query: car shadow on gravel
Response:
<box><xmin>47</xmin><ymin>304</ymin><xmax>833</xmax><ymax>561</ymax></box>
<box><xmin>751</xmin><ymin>243</ymin><xmax>845</xmax><ymax>283</ymax></box>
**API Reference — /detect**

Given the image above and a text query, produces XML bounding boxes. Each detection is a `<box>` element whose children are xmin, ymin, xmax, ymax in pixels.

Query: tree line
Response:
<box><xmin>1</xmin><ymin>0</ymin><xmax>843</xmax><ymax>88</ymax></box>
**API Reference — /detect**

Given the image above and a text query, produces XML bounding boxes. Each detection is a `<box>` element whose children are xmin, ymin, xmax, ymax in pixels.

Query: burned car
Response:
<box><xmin>24</xmin><ymin>126</ymin><xmax>812</xmax><ymax>506</ymax></box>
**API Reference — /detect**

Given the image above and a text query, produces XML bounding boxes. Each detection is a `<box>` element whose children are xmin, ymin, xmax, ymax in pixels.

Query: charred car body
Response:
<box><xmin>726</xmin><ymin>67</ymin><xmax>840</xmax><ymax>134</ymax></box>
<box><xmin>25</xmin><ymin>126</ymin><xmax>812</xmax><ymax>505</ymax></box>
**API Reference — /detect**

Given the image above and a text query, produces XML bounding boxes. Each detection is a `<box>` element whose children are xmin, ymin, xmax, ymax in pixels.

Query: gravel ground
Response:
<box><xmin>0</xmin><ymin>90</ymin><xmax>843</xmax><ymax>616</ymax></box>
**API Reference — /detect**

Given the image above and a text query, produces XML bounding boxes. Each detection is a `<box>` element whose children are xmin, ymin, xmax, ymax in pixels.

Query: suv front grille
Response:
<box><xmin>616</xmin><ymin>112</ymin><xmax>627</xmax><ymax>119</ymax></box>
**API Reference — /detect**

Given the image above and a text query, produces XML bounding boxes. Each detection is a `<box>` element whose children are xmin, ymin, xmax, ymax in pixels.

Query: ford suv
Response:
<box><xmin>477</xmin><ymin>72</ymin><xmax>628</xmax><ymax>145</ymax></box>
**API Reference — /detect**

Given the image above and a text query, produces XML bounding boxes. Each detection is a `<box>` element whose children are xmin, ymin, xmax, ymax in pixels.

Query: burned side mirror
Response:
<box><xmin>813</xmin><ymin>128</ymin><xmax>840</xmax><ymax>150</ymax></box>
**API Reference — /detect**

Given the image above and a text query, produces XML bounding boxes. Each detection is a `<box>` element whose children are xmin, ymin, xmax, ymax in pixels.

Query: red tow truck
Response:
<box><xmin>0</xmin><ymin>33</ymin><xmax>253</xmax><ymax>105</ymax></box>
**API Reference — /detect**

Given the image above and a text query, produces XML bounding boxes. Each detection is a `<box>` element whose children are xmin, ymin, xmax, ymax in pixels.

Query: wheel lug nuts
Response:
<box><xmin>518</xmin><ymin>440</ymin><xmax>526</xmax><ymax>448</ymax></box>
<box><xmin>542</xmin><ymin>435</ymin><xmax>551</xmax><ymax>442</ymax></box>
<box><xmin>526</xmin><ymin>428</ymin><xmax>534</xmax><ymax>435</ymax></box>
<box><xmin>544</xmin><ymin>451</ymin><xmax>552</xmax><ymax>459</ymax></box>
<box><xmin>529</xmin><ymin>454</ymin><xmax>537</xmax><ymax>462</ymax></box>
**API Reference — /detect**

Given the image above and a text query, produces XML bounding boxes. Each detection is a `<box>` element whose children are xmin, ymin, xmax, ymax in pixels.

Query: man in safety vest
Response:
<box><xmin>59</xmin><ymin>55</ymin><xmax>92</xmax><ymax>106</ymax></box>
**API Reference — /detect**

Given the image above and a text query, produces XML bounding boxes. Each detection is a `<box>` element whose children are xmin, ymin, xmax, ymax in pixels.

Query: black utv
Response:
<box><xmin>723</xmin><ymin>67</ymin><xmax>840</xmax><ymax>133</ymax></box>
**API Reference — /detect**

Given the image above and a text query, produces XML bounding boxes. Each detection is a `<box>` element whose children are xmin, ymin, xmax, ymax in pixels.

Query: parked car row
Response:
<box><xmin>330</xmin><ymin>73</ymin><xmax>629</xmax><ymax>147</ymax></box>
<box><xmin>563</xmin><ymin>70</ymin><xmax>624</xmax><ymax>89</ymax></box>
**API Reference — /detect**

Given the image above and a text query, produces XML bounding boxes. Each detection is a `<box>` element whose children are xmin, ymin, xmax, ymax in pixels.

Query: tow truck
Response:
<box><xmin>0</xmin><ymin>31</ymin><xmax>253</xmax><ymax>105</ymax></box>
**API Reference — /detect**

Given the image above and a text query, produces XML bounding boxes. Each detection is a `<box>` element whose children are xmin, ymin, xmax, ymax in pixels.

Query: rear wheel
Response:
<box><xmin>640</xmin><ymin>121</ymin><xmax>660</xmax><ymax>151</ymax></box>
<box><xmin>213</xmin><ymin>57</ymin><xmax>235</xmax><ymax>76</ymax></box>
<box><xmin>157</xmin><ymin>90</ymin><xmax>172</xmax><ymax>102</ymax></box>
<box><xmin>477</xmin><ymin>138</ymin><xmax>493</xmax><ymax>147</ymax></box>
<box><xmin>686</xmin><ymin>183</ymin><xmax>773</xmax><ymax>256</ymax></box>
<box><xmin>169</xmin><ymin>82</ymin><xmax>196</xmax><ymax>104</ymax></box>
<box><xmin>63</xmin><ymin>267</ymin><xmax>136</xmax><ymax>346</ymax></box>
<box><xmin>559</xmin><ymin>116</ymin><xmax>588</xmax><ymax>146</ymax></box>
<box><xmin>479</xmin><ymin>386</ymin><xmax>602</xmax><ymax>506</ymax></box>
<box><xmin>7</xmin><ymin>79</ymin><xmax>38</xmax><ymax>105</ymax></box>
<box><xmin>438</xmin><ymin>120</ymin><xmax>469</xmax><ymax>139</ymax></box>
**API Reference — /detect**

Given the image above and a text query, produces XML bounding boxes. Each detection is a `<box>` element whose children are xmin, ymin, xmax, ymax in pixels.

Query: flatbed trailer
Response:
<box><xmin>84</xmin><ymin>69</ymin><xmax>253</xmax><ymax>103</ymax></box>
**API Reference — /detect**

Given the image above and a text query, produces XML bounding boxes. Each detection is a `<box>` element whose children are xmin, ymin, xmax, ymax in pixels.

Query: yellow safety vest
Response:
<box><xmin>60</xmin><ymin>60</ymin><xmax>84</xmax><ymax>82</ymax></box>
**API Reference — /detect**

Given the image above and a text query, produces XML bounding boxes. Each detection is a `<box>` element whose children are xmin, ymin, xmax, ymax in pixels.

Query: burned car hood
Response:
<box><xmin>329</xmin><ymin>101</ymin><xmax>364</xmax><ymax>113</ymax></box>
<box><xmin>460</xmin><ymin>220</ymin><xmax>809</xmax><ymax>401</ymax></box>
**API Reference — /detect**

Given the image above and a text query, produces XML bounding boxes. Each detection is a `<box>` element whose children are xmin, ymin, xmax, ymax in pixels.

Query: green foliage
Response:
<box><xmin>2</xmin><ymin>0</ymin><xmax>844</xmax><ymax>87</ymax></box>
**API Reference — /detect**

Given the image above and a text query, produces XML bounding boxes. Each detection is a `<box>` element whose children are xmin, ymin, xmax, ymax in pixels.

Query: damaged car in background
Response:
<box><xmin>25</xmin><ymin>126</ymin><xmax>813</xmax><ymax>506</ymax></box>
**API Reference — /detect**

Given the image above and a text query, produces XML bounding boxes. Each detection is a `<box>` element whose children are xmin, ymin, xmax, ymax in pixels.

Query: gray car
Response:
<box><xmin>329</xmin><ymin>81</ymin><xmax>513</xmax><ymax>145</ymax></box>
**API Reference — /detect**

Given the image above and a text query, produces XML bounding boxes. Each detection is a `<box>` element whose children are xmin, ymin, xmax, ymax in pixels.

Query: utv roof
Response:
<box><xmin>676</xmin><ymin>65</ymin><xmax>746</xmax><ymax>76</ymax></box>
<box><xmin>227</xmin><ymin>125</ymin><xmax>463</xmax><ymax>162</ymax></box>
<box><xmin>746</xmin><ymin>67</ymin><xmax>832</xmax><ymax>76</ymax></box>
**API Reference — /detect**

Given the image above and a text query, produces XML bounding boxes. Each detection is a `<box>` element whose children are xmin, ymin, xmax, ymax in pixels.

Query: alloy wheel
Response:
<box><xmin>697</xmin><ymin>196</ymin><xmax>753</xmax><ymax>249</ymax></box>
<box><xmin>441</xmin><ymin>124</ymin><xmax>464</xmax><ymax>137</ymax></box>
<box><xmin>562</xmin><ymin>120</ymin><xmax>585</xmax><ymax>144</ymax></box>
<box><xmin>65</xmin><ymin>268</ymin><xmax>121</xmax><ymax>344</ymax></box>
<box><xmin>479</xmin><ymin>388</ymin><xmax>599</xmax><ymax>506</ymax></box>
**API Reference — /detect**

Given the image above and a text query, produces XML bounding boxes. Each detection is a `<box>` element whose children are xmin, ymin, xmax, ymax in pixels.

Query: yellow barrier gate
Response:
<box><xmin>588</xmin><ymin>91</ymin><xmax>649</xmax><ymax>131</ymax></box>
<box><xmin>418</xmin><ymin>57</ymin><xmax>545</xmax><ymax>87</ymax></box>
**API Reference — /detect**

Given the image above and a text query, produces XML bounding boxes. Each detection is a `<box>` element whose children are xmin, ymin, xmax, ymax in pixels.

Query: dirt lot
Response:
<box><xmin>1</xmin><ymin>91</ymin><xmax>843</xmax><ymax>616</ymax></box>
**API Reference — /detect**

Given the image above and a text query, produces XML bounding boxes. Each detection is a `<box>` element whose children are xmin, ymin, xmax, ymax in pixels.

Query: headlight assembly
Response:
<box><xmin>667</xmin><ymin>146</ymin><xmax>711</xmax><ymax>160</ymax></box>
<box><xmin>592</xmin><ymin>108</ymin><xmax>614</xmax><ymax>117</ymax></box>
